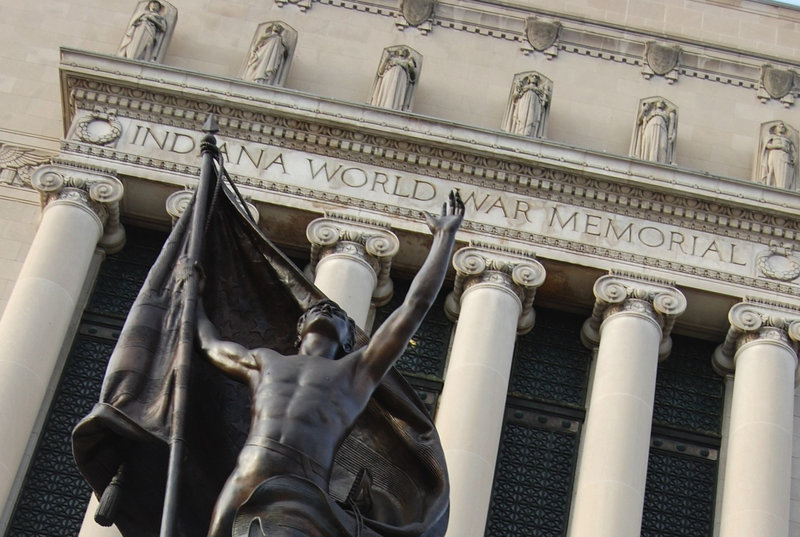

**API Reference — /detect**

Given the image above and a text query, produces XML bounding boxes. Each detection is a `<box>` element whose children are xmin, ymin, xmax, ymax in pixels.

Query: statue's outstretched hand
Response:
<box><xmin>424</xmin><ymin>189</ymin><xmax>464</xmax><ymax>236</ymax></box>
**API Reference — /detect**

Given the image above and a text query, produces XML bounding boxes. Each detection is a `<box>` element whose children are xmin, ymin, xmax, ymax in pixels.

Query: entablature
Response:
<box><xmin>57</xmin><ymin>49</ymin><xmax>800</xmax><ymax>336</ymax></box>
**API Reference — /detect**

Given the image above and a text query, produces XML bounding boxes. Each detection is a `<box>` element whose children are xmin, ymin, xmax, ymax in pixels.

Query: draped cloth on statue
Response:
<box><xmin>72</xmin><ymin>185</ymin><xmax>449</xmax><ymax>537</ymax></box>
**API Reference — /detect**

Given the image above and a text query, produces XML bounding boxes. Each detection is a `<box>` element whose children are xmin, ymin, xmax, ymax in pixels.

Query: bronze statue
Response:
<box><xmin>73</xmin><ymin>145</ymin><xmax>455</xmax><ymax>537</ymax></box>
<box><xmin>197</xmin><ymin>190</ymin><xmax>463</xmax><ymax>537</ymax></box>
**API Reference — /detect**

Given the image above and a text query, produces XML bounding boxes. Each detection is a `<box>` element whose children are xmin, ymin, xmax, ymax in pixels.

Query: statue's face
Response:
<box><xmin>776</xmin><ymin>123</ymin><xmax>787</xmax><ymax>135</ymax></box>
<box><xmin>148</xmin><ymin>1</ymin><xmax>162</xmax><ymax>11</ymax></box>
<box><xmin>297</xmin><ymin>300</ymin><xmax>355</xmax><ymax>356</ymax></box>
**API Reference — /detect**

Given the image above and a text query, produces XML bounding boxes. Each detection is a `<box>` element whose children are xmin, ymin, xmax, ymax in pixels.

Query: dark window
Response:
<box><xmin>486</xmin><ymin>307</ymin><xmax>591</xmax><ymax>537</ymax></box>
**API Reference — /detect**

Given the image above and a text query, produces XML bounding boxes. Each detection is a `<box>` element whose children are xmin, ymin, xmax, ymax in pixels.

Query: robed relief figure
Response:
<box><xmin>369</xmin><ymin>46</ymin><xmax>421</xmax><ymax>111</ymax></box>
<box><xmin>72</xmin><ymin>126</ymin><xmax>453</xmax><ymax>537</ymax></box>
<box><xmin>630</xmin><ymin>97</ymin><xmax>678</xmax><ymax>165</ymax></box>
<box><xmin>241</xmin><ymin>22</ymin><xmax>297</xmax><ymax>87</ymax></box>
<box><xmin>501</xmin><ymin>72</ymin><xmax>552</xmax><ymax>138</ymax></box>
<box><xmin>117</xmin><ymin>0</ymin><xmax>177</xmax><ymax>63</ymax></box>
<box><xmin>756</xmin><ymin>121</ymin><xmax>798</xmax><ymax>190</ymax></box>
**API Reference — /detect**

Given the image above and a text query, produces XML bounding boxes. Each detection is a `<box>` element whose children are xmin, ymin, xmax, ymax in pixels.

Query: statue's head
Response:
<box><xmin>773</xmin><ymin>122</ymin><xmax>788</xmax><ymax>135</ymax></box>
<box><xmin>296</xmin><ymin>299</ymin><xmax>356</xmax><ymax>357</ymax></box>
<box><xmin>147</xmin><ymin>0</ymin><xmax>163</xmax><ymax>11</ymax></box>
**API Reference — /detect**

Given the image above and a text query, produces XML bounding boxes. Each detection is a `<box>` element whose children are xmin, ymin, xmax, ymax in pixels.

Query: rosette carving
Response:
<box><xmin>31</xmin><ymin>163</ymin><xmax>126</xmax><ymax>253</ymax></box>
<box><xmin>712</xmin><ymin>299</ymin><xmax>800</xmax><ymax>378</ymax></box>
<box><xmin>445</xmin><ymin>243</ymin><xmax>545</xmax><ymax>335</ymax></box>
<box><xmin>581</xmin><ymin>272</ymin><xmax>686</xmax><ymax>358</ymax></box>
<box><xmin>306</xmin><ymin>216</ymin><xmax>399</xmax><ymax>306</ymax></box>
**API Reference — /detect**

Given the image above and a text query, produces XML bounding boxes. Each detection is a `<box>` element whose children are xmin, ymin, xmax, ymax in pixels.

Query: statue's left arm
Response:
<box><xmin>358</xmin><ymin>190</ymin><xmax>464</xmax><ymax>385</ymax></box>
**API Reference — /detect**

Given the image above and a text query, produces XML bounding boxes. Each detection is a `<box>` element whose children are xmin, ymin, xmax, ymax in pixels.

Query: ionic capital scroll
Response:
<box><xmin>31</xmin><ymin>163</ymin><xmax>125</xmax><ymax>253</ymax></box>
<box><xmin>444</xmin><ymin>243</ymin><xmax>545</xmax><ymax>335</ymax></box>
<box><xmin>165</xmin><ymin>189</ymin><xmax>259</xmax><ymax>225</ymax></box>
<box><xmin>306</xmin><ymin>216</ymin><xmax>400</xmax><ymax>306</ymax></box>
<box><xmin>712</xmin><ymin>299</ymin><xmax>800</xmax><ymax>380</ymax></box>
<box><xmin>581</xmin><ymin>272</ymin><xmax>686</xmax><ymax>359</ymax></box>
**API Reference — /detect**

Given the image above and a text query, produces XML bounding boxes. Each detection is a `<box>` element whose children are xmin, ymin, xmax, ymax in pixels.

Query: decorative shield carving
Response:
<box><xmin>761</xmin><ymin>65</ymin><xmax>796</xmax><ymax>99</ymax></box>
<box><xmin>525</xmin><ymin>17</ymin><xmax>561</xmax><ymax>52</ymax></box>
<box><xmin>645</xmin><ymin>41</ymin><xmax>680</xmax><ymax>76</ymax></box>
<box><xmin>400</xmin><ymin>0</ymin><xmax>435</xmax><ymax>26</ymax></box>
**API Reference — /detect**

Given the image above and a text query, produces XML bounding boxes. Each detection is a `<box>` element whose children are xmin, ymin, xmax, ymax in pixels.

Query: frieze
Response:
<box><xmin>62</xmin><ymin>74</ymin><xmax>800</xmax><ymax>247</ymax></box>
<box><xmin>61</xmin><ymin>138</ymin><xmax>800</xmax><ymax>297</ymax></box>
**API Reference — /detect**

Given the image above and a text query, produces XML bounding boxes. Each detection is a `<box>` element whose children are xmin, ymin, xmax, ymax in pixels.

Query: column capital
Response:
<box><xmin>444</xmin><ymin>243</ymin><xmax>545</xmax><ymax>335</ymax></box>
<box><xmin>165</xmin><ymin>189</ymin><xmax>259</xmax><ymax>224</ymax></box>
<box><xmin>306</xmin><ymin>215</ymin><xmax>400</xmax><ymax>306</ymax></box>
<box><xmin>712</xmin><ymin>298</ymin><xmax>800</xmax><ymax>379</ymax></box>
<box><xmin>581</xmin><ymin>272</ymin><xmax>687</xmax><ymax>358</ymax></box>
<box><xmin>31</xmin><ymin>162</ymin><xmax>126</xmax><ymax>253</ymax></box>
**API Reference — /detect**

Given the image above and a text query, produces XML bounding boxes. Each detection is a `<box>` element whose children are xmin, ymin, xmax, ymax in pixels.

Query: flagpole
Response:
<box><xmin>159</xmin><ymin>114</ymin><xmax>220</xmax><ymax>537</ymax></box>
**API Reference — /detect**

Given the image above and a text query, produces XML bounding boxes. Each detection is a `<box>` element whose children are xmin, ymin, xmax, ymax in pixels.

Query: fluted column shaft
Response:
<box><xmin>306</xmin><ymin>216</ymin><xmax>399</xmax><ymax>328</ymax></box>
<box><xmin>438</xmin><ymin>245</ymin><xmax>545</xmax><ymax>537</ymax></box>
<box><xmin>569</xmin><ymin>274</ymin><xmax>686</xmax><ymax>537</ymax></box>
<box><xmin>714</xmin><ymin>301</ymin><xmax>800</xmax><ymax>537</ymax></box>
<box><xmin>0</xmin><ymin>164</ymin><xmax>124</xmax><ymax>515</ymax></box>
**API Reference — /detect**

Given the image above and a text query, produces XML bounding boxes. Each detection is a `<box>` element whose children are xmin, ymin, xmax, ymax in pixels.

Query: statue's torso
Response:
<box><xmin>244</xmin><ymin>350</ymin><xmax>368</xmax><ymax>473</ymax></box>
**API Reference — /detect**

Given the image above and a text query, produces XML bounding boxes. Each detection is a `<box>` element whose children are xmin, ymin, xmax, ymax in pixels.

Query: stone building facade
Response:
<box><xmin>0</xmin><ymin>1</ymin><xmax>799</xmax><ymax>537</ymax></box>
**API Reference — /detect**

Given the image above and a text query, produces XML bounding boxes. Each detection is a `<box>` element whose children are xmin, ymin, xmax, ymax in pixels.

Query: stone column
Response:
<box><xmin>713</xmin><ymin>300</ymin><xmax>800</xmax><ymax>537</ymax></box>
<box><xmin>0</xmin><ymin>164</ymin><xmax>124</xmax><ymax>516</ymax></box>
<box><xmin>306</xmin><ymin>216</ymin><xmax>399</xmax><ymax>328</ymax></box>
<box><xmin>568</xmin><ymin>273</ymin><xmax>686</xmax><ymax>537</ymax></box>
<box><xmin>437</xmin><ymin>244</ymin><xmax>545</xmax><ymax>537</ymax></box>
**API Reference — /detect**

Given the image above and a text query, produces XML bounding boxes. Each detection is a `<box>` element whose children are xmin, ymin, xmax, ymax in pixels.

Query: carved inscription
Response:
<box><xmin>548</xmin><ymin>206</ymin><xmax>747</xmax><ymax>266</ymax></box>
<box><xmin>114</xmin><ymin>120</ymin><xmax>759</xmax><ymax>274</ymax></box>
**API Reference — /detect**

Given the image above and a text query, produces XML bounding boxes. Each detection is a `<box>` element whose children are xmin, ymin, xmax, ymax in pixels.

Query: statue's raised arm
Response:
<box><xmin>359</xmin><ymin>190</ymin><xmax>464</xmax><ymax>384</ymax></box>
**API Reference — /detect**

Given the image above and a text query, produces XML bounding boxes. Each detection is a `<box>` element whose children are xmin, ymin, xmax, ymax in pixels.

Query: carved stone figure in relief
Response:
<box><xmin>369</xmin><ymin>46</ymin><xmax>420</xmax><ymax>111</ymax></box>
<box><xmin>758</xmin><ymin>122</ymin><xmax>798</xmax><ymax>190</ymax></box>
<box><xmin>501</xmin><ymin>72</ymin><xmax>552</xmax><ymax>138</ymax></box>
<box><xmin>631</xmin><ymin>98</ymin><xmax>677</xmax><ymax>164</ymax></box>
<box><xmin>242</xmin><ymin>22</ymin><xmax>297</xmax><ymax>87</ymax></box>
<box><xmin>117</xmin><ymin>0</ymin><xmax>170</xmax><ymax>62</ymax></box>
